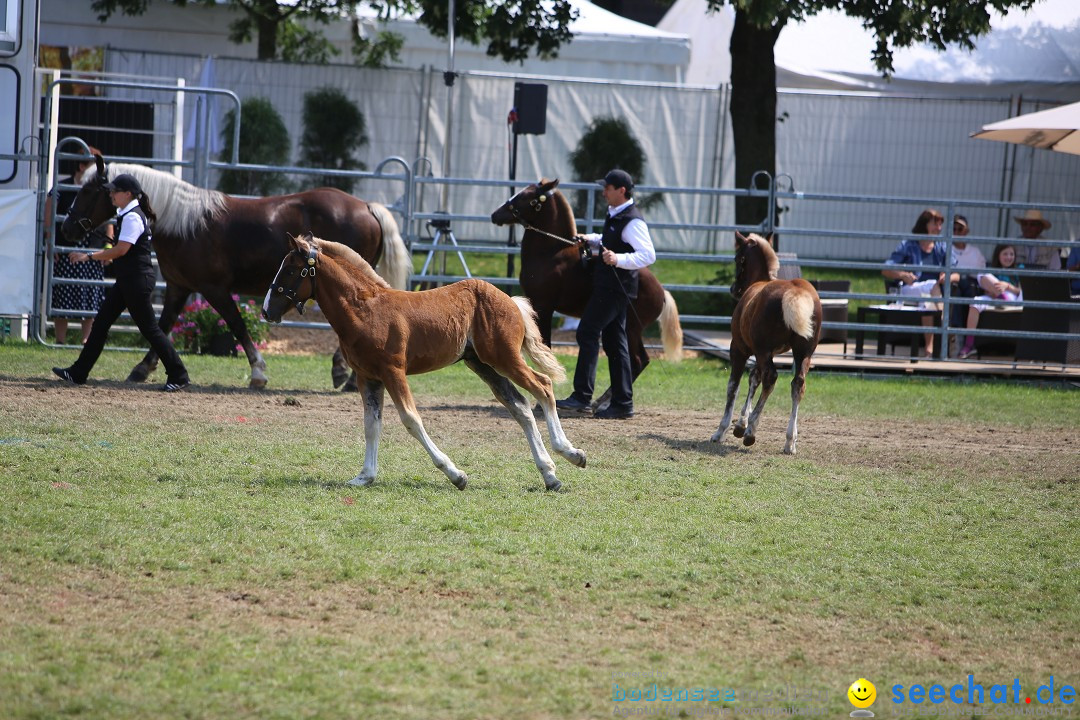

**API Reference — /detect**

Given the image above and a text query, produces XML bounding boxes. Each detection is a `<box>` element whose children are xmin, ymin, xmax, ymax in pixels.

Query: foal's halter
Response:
<box><xmin>272</xmin><ymin>245</ymin><xmax>319</xmax><ymax>314</ymax></box>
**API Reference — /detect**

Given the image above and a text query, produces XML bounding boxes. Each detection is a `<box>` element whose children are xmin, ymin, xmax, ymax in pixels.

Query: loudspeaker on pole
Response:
<box><xmin>513</xmin><ymin>82</ymin><xmax>547</xmax><ymax>136</ymax></box>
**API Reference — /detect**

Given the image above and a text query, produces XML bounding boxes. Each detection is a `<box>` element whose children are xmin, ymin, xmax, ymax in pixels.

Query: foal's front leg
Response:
<box><xmin>384</xmin><ymin>372</ymin><xmax>468</xmax><ymax>490</ymax></box>
<box><xmin>348</xmin><ymin>379</ymin><xmax>384</xmax><ymax>486</ymax></box>
<box><xmin>733</xmin><ymin>356</ymin><xmax>760</xmax><ymax>439</ymax></box>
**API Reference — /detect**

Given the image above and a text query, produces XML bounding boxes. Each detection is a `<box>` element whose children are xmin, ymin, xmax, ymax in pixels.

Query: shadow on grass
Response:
<box><xmin>641</xmin><ymin>431</ymin><xmax>747</xmax><ymax>458</ymax></box>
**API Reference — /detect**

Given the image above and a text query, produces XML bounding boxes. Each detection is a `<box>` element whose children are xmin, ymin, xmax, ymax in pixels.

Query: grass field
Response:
<box><xmin>1</xmin><ymin>342</ymin><xmax>1077</xmax><ymax>719</ymax></box>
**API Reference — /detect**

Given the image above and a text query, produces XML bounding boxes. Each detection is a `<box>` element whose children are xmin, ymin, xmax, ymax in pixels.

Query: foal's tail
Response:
<box><xmin>512</xmin><ymin>296</ymin><xmax>567</xmax><ymax>384</ymax></box>
<box><xmin>370</xmin><ymin>202</ymin><xmax>412</xmax><ymax>290</ymax></box>
<box><xmin>782</xmin><ymin>288</ymin><xmax>816</xmax><ymax>340</ymax></box>
<box><xmin>659</xmin><ymin>289</ymin><xmax>684</xmax><ymax>362</ymax></box>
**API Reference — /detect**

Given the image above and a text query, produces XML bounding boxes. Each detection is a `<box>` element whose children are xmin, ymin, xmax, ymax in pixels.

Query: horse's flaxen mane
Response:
<box><xmin>746</xmin><ymin>233</ymin><xmax>780</xmax><ymax>280</ymax></box>
<box><xmin>81</xmin><ymin>162</ymin><xmax>228</xmax><ymax>239</ymax></box>
<box><xmin>313</xmin><ymin>237</ymin><xmax>391</xmax><ymax>288</ymax></box>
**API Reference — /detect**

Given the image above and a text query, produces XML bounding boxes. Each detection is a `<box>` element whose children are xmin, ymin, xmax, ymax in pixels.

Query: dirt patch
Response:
<box><xmin>263</xmin><ymin>307</ymin><xmax>340</xmax><ymax>356</ymax></box>
<box><xmin>7</xmin><ymin>375</ymin><xmax>1076</xmax><ymax>485</ymax></box>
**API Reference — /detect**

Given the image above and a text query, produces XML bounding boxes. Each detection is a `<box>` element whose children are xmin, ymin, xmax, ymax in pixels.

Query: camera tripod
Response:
<box><xmin>416</xmin><ymin>216</ymin><xmax>472</xmax><ymax>286</ymax></box>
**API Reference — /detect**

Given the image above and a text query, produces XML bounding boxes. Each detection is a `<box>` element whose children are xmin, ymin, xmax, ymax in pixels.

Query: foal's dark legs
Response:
<box><xmin>783</xmin><ymin>353</ymin><xmax>812</xmax><ymax>455</ymax></box>
<box><xmin>127</xmin><ymin>284</ymin><xmax>189</xmax><ymax>383</ymax></box>
<box><xmin>742</xmin><ymin>355</ymin><xmax>779</xmax><ymax>447</ymax></box>
<box><xmin>711</xmin><ymin>346</ymin><xmax>749</xmax><ymax>443</ymax></box>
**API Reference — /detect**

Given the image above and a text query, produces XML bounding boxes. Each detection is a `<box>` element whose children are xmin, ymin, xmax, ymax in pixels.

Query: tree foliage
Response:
<box><xmin>707</xmin><ymin>0</ymin><xmax>1038</xmax><ymax>235</ymax></box>
<box><xmin>297</xmin><ymin>87</ymin><xmax>368</xmax><ymax>193</ymax></box>
<box><xmin>90</xmin><ymin>0</ymin><xmax>578</xmax><ymax>64</ymax></box>
<box><xmin>567</xmin><ymin>116</ymin><xmax>661</xmax><ymax>222</ymax></box>
<box><xmin>217</xmin><ymin>97</ymin><xmax>292</xmax><ymax>196</ymax></box>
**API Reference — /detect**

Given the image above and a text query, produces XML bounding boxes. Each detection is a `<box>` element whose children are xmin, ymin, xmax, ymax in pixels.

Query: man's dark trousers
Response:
<box><xmin>572</xmin><ymin>283</ymin><xmax>633</xmax><ymax>410</ymax></box>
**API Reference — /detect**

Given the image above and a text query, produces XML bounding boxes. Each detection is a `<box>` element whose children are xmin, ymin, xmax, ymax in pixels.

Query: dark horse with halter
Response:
<box><xmin>262</xmin><ymin>233</ymin><xmax>586</xmax><ymax>491</ymax></box>
<box><xmin>712</xmin><ymin>232</ymin><xmax>822</xmax><ymax>454</ymax></box>
<box><xmin>61</xmin><ymin>155</ymin><xmax>412</xmax><ymax>389</ymax></box>
<box><xmin>490</xmin><ymin>178</ymin><xmax>683</xmax><ymax>411</ymax></box>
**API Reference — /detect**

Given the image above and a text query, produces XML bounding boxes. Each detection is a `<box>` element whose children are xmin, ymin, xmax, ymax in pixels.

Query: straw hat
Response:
<box><xmin>1013</xmin><ymin>209</ymin><xmax>1051</xmax><ymax>230</ymax></box>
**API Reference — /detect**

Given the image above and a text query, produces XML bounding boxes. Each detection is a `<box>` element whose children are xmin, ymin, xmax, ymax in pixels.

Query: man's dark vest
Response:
<box><xmin>594</xmin><ymin>203</ymin><xmax>643</xmax><ymax>299</ymax></box>
<box><xmin>112</xmin><ymin>205</ymin><xmax>154</xmax><ymax>279</ymax></box>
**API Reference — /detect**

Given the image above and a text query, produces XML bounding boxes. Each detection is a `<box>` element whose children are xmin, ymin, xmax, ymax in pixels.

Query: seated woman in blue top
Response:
<box><xmin>882</xmin><ymin>209</ymin><xmax>949</xmax><ymax>357</ymax></box>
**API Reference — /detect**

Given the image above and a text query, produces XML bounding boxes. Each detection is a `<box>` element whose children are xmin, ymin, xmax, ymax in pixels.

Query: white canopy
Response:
<box><xmin>972</xmin><ymin>100</ymin><xmax>1080</xmax><ymax>155</ymax></box>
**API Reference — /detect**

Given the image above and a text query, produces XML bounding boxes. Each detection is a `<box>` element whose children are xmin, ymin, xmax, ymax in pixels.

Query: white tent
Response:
<box><xmin>353</xmin><ymin>0</ymin><xmax>690</xmax><ymax>83</ymax></box>
<box><xmin>41</xmin><ymin>0</ymin><xmax>690</xmax><ymax>84</ymax></box>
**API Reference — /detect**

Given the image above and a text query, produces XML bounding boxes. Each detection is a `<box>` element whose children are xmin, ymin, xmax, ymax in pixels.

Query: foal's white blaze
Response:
<box><xmin>263</xmin><ymin>255</ymin><xmax>291</xmax><ymax>318</ymax></box>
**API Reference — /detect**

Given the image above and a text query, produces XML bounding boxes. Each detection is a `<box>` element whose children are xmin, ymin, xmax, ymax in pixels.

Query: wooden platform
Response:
<box><xmin>684</xmin><ymin>329</ymin><xmax>1080</xmax><ymax>381</ymax></box>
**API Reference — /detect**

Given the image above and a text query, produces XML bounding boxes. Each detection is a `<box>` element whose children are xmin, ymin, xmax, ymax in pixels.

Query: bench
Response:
<box><xmin>1015</xmin><ymin>276</ymin><xmax>1080</xmax><ymax>364</ymax></box>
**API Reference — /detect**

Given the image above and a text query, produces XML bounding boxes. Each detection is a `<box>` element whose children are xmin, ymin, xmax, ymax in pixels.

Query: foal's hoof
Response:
<box><xmin>451</xmin><ymin>473</ymin><xmax>468</xmax><ymax>491</ymax></box>
<box><xmin>569</xmin><ymin>450</ymin><xmax>587</xmax><ymax>468</ymax></box>
<box><xmin>742</xmin><ymin>435</ymin><xmax>756</xmax><ymax>447</ymax></box>
<box><xmin>709</xmin><ymin>430</ymin><xmax>724</xmax><ymax>443</ymax></box>
<box><xmin>341</xmin><ymin>379</ymin><xmax>359</xmax><ymax>393</ymax></box>
<box><xmin>348</xmin><ymin>474</ymin><xmax>374</xmax><ymax>487</ymax></box>
<box><xmin>331</xmin><ymin>369</ymin><xmax>349</xmax><ymax>389</ymax></box>
<box><xmin>732</xmin><ymin>425</ymin><xmax>746</xmax><ymax>438</ymax></box>
<box><xmin>126</xmin><ymin>367</ymin><xmax>149</xmax><ymax>383</ymax></box>
<box><xmin>545</xmin><ymin>479</ymin><xmax>563</xmax><ymax>492</ymax></box>
<box><xmin>248</xmin><ymin>377</ymin><xmax>268</xmax><ymax>390</ymax></box>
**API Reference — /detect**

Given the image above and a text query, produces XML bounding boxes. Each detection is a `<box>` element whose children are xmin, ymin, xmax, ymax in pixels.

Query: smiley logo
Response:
<box><xmin>848</xmin><ymin>678</ymin><xmax>877</xmax><ymax>709</ymax></box>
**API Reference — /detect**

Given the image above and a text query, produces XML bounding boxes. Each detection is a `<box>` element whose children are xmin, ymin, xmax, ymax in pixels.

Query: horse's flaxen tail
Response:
<box><xmin>659</xmin><ymin>289</ymin><xmax>684</xmax><ymax>362</ymax></box>
<box><xmin>370</xmin><ymin>202</ymin><xmax>412</xmax><ymax>290</ymax></box>
<box><xmin>511</xmin><ymin>296</ymin><xmax>567</xmax><ymax>384</ymax></box>
<box><xmin>782</xmin><ymin>288</ymin><xmax>816</xmax><ymax>340</ymax></box>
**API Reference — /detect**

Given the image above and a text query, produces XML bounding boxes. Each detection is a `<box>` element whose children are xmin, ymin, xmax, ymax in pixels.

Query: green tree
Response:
<box><xmin>567</xmin><ymin>116</ymin><xmax>661</xmax><ymax>223</ymax></box>
<box><xmin>90</xmin><ymin>0</ymin><xmax>577</xmax><ymax>64</ymax></box>
<box><xmin>218</xmin><ymin>97</ymin><xmax>292</xmax><ymax>196</ymax></box>
<box><xmin>297</xmin><ymin>87</ymin><xmax>369</xmax><ymax>193</ymax></box>
<box><xmin>710</xmin><ymin>0</ymin><xmax>1038</xmax><ymax>239</ymax></box>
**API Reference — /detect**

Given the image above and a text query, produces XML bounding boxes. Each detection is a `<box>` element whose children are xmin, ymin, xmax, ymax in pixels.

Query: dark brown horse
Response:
<box><xmin>262</xmin><ymin>233</ymin><xmax>586</xmax><ymax>491</ymax></box>
<box><xmin>61</xmin><ymin>155</ymin><xmax>412</xmax><ymax>388</ymax></box>
<box><xmin>490</xmin><ymin>178</ymin><xmax>682</xmax><ymax>411</ymax></box>
<box><xmin>712</xmin><ymin>232</ymin><xmax>822</xmax><ymax>454</ymax></box>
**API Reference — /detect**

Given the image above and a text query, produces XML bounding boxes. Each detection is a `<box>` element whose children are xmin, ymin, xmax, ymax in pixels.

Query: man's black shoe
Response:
<box><xmin>595</xmin><ymin>405</ymin><xmax>634</xmax><ymax>420</ymax></box>
<box><xmin>556</xmin><ymin>395</ymin><xmax>593</xmax><ymax>414</ymax></box>
<box><xmin>162</xmin><ymin>380</ymin><xmax>190</xmax><ymax>392</ymax></box>
<box><xmin>52</xmin><ymin>367</ymin><xmax>85</xmax><ymax>385</ymax></box>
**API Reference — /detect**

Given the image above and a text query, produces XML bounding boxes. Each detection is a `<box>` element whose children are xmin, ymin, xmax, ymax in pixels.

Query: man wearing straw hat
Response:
<box><xmin>1014</xmin><ymin>209</ymin><xmax>1062</xmax><ymax>270</ymax></box>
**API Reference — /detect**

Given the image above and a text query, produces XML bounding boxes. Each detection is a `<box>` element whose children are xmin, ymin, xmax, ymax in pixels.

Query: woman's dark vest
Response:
<box><xmin>112</xmin><ymin>205</ymin><xmax>154</xmax><ymax>279</ymax></box>
<box><xmin>595</xmin><ymin>203</ymin><xmax>643</xmax><ymax>299</ymax></box>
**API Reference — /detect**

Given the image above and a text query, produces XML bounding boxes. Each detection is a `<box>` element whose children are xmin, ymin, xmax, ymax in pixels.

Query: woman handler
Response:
<box><xmin>53</xmin><ymin>174</ymin><xmax>190</xmax><ymax>392</ymax></box>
